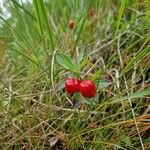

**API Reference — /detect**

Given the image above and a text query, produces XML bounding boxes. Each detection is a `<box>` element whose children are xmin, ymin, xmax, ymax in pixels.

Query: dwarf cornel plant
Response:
<box><xmin>0</xmin><ymin>0</ymin><xmax>150</xmax><ymax>149</ymax></box>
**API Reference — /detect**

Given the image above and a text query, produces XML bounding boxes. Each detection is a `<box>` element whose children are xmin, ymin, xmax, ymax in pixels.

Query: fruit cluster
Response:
<box><xmin>65</xmin><ymin>78</ymin><xmax>96</xmax><ymax>98</ymax></box>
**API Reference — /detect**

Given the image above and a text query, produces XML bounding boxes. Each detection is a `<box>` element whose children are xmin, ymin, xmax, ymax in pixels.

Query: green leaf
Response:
<box><xmin>115</xmin><ymin>0</ymin><xmax>127</xmax><ymax>36</ymax></box>
<box><xmin>123</xmin><ymin>136</ymin><xmax>132</xmax><ymax>147</ymax></box>
<box><xmin>77</xmin><ymin>51</ymin><xmax>84</xmax><ymax>65</ymax></box>
<box><xmin>56</xmin><ymin>52</ymin><xmax>78</xmax><ymax>72</ymax></box>
<box><xmin>79</xmin><ymin>57</ymin><xmax>89</xmax><ymax>70</ymax></box>
<box><xmin>11</xmin><ymin>0</ymin><xmax>36</xmax><ymax>21</ymax></box>
<box><xmin>122</xmin><ymin>45</ymin><xmax>150</xmax><ymax>75</ymax></box>
<box><xmin>84</xmin><ymin>99</ymin><xmax>96</xmax><ymax>106</ymax></box>
<box><xmin>96</xmin><ymin>80</ymin><xmax>111</xmax><ymax>90</ymax></box>
<box><xmin>33</xmin><ymin>0</ymin><xmax>54</xmax><ymax>52</ymax></box>
<box><xmin>110</xmin><ymin>87</ymin><xmax>150</xmax><ymax>104</ymax></box>
<box><xmin>75</xmin><ymin>17</ymin><xmax>86</xmax><ymax>45</ymax></box>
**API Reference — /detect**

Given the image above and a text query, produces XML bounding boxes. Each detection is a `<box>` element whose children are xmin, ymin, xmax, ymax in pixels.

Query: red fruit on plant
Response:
<box><xmin>65</xmin><ymin>78</ymin><xmax>79</xmax><ymax>94</ymax></box>
<box><xmin>79</xmin><ymin>80</ymin><xmax>96</xmax><ymax>98</ymax></box>
<box><xmin>69</xmin><ymin>19</ymin><xmax>75</xmax><ymax>30</ymax></box>
<box><xmin>88</xmin><ymin>7</ymin><xmax>95</xmax><ymax>18</ymax></box>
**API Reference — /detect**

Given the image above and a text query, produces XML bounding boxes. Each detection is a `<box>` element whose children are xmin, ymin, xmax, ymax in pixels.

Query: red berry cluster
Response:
<box><xmin>65</xmin><ymin>78</ymin><xmax>96</xmax><ymax>98</ymax></box>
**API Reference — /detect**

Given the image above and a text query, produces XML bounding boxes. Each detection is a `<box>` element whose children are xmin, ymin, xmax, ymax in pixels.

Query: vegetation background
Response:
<box><xmin>0</xmin><ymin>0</ymin><xmax>150</xmax><ymax>149</ymax></box>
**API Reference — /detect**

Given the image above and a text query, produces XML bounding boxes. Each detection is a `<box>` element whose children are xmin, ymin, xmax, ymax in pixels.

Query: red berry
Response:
<box><xmin>65</xmin><ymin>78</ymin><xmax>79</xmax><ymax>94</ymax></box>
<box><xmin>69</xmin><ymin>19</ymin><xmax>75</xmax><ymax>30</ymax></box>
<box><xmin>88</xmin><ymin>8</ymin><xmax>95</xmax><ymax>18</ymax></box>
<box><xmin>79</xmin><ymin>80</ymin><xmax>96</xmax><ymax>98</ymax></box>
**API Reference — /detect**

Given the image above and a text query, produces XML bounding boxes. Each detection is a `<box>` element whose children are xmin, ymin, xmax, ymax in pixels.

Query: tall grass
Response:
<box><xmin>0</xmin><ymin>0</ymin><xmax>150</xmax><ymax>149</ymax></box>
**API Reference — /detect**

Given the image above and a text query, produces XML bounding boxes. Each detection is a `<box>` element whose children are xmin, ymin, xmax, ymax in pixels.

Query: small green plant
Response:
<box><xmin>0</xmin><ymin>0</ymin><xmax>150</xmax><ymax>149</ymax></box>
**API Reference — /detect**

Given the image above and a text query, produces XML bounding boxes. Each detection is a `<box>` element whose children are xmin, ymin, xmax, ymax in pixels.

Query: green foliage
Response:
<box><xmin>56</xmin><ymin>51</ymin><xmax>80</xmax><ymax>74</ymax></box>
<box><xmin>0</xmin><ymin>0</ymin><xmax>150</xmax><ymax>149</ymax></box>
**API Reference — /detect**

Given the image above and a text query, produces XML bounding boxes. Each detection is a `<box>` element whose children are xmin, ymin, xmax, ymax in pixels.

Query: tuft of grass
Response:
<box><xmin>0</xmin><ymin>0</ymin><xmax>150</xmax><ymax>149</ymax></box>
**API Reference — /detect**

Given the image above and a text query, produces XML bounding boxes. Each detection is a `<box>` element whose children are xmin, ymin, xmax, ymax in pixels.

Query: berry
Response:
<box><xmin>65</xmin><ymin>78</ymin><xmax>79</xmax><ymax>94</ymax></box>
<box><xmin>88</xmin><ymin>8</ymin><xmax>95</xmax><ymax>18</ymax></box>
<box><xmin>79</xmin><ymin>80</ymin><xmax>96</xmax><ymax>98</ymax></box>
<box><xmin>69</xmin><ymin>19</ymin><xmax>75</xmax><ymax>30</ymax></box>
